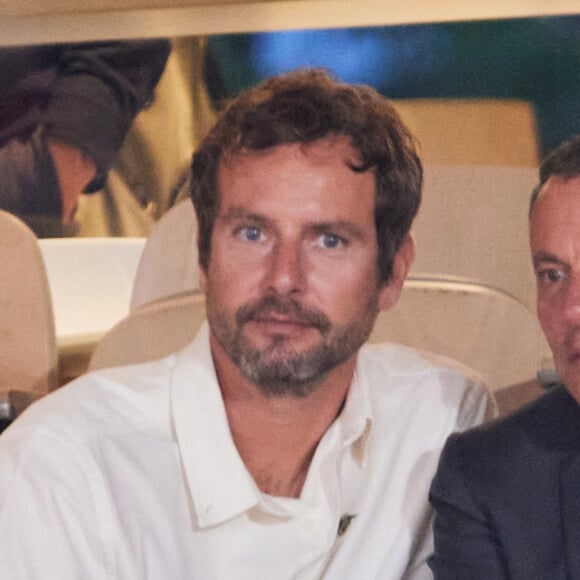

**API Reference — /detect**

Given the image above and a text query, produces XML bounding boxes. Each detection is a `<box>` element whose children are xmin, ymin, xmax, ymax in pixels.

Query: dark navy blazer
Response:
<box><xmin>429</xmin><ymin>386</ymin><xmax>580</xmax><ymax>579</ymax></box>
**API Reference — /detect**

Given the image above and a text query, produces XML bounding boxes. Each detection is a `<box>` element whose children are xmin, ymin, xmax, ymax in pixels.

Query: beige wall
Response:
<box><xmin>395</xmin><ymin>99</ymin><xmax>539</xmax><ymax>168</ymax></box>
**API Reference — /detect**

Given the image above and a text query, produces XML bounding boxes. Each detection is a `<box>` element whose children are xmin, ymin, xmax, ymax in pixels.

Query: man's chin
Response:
<box><xmin>241</xmin><ymin>342</ymin><xmax>311</xmax><ymax>369</ymax></box>
<box><xmin>242</xmin><ymin>324</ymin><xmax>321</xmax><ymax>353</ymax></box>
<box><xmin>237</xmin><ymin>354</ymin><xmax>327</xmax><ymax>398</ymax></box>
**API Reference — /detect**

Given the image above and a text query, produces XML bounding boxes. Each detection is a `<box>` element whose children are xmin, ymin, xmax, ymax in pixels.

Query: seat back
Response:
<box><xmin>370</xmin><ymin>275</ymin><xmax>549</xmax><ymax>391</ymax></box>
<box><xmin>411</xmin><ymin>165</ymin><xmax>539</xmax><ymax>311</ymax></box>
<box><xmin>89</xmin><ymin>292</ymin><xmax>206</xmax><ymax>370</ymax></box>
<box><xmin>0</xmin><ymin>210</ymin><xmax>58</xmax><ymax>416</ymax></box>
<box><xmin>130</xmin><ymin>199</ymin><xmax>199</xmax><ymax>311</ymax></box>
<box><xmin>93</xmin><ymin>276</ymin><xmax>548</xmax><ymax>394</ymax></box>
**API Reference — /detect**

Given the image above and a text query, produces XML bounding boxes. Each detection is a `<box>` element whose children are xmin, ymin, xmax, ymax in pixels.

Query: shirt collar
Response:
<box><xmin>170</xmin><ymin>323</ymin><xmax>261</xmax><ymax>528</ymax></box>
<box><xmin>170</xmin><ymin>324</ymin><xmax>373</xmax><ymax>527</ymax></box>
<box><xmin>336</xmin><ymin>354</ymin><xmax>373</xmax><ymax>467</ymax></box>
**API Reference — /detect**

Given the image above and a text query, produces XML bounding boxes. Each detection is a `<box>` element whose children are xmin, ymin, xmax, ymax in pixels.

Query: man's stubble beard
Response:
<box><xmin>206</xmin><ymin>291</ymin><xmax>380</xmax><ymax>398</ymax></box>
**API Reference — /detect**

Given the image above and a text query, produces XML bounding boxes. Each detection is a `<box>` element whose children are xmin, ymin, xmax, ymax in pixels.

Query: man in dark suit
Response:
<box><xmin>428</xmin><ymin>134</ymin><xmax>580</xmax><ymax>580</ymax></box>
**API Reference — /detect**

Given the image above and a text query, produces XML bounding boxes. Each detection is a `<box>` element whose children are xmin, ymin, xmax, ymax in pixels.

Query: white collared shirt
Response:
<box><xmin>0</xmin><ymin>324</ymin><xmax>491</xmax><ymax>579</ymax></box>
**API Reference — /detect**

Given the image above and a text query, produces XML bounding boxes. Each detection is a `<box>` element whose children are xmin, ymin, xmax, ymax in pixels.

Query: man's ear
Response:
<box><xmin>378</xmin><ymin>233</ymin><xmax>415</xmax><ymax>311</ymax></box>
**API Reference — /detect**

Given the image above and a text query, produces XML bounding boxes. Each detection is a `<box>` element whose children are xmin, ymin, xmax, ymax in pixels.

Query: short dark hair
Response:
<box><xmin>190</xmin><ymin>68</ymin><xmax>423</xmax><ymax>284</ymax></box>
<box><xmin>530</xmin><ymin>135</ymin><xmax>580</xmax><ymax>213</ymax></box>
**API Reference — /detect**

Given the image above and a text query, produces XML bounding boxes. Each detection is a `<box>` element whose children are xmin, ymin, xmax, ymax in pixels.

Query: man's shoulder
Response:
<box><xmin>360</xmin><ymin>342</ymin><xmax>488</xmax><ymax>397</ymax></box>
<box><xmin>359</xmin><ymin>342</ymin><xmax>492</xmax><ymax>431</ymax></box>
<box><xmin>443</xmin><ymin>386</ymin><xmax>580</xmax><ymax>477</ymax></box>
<box><xmin>4</xmin><ymin>354</ymin><xmax>178</xmax><ymax>446</ymax></box>
<box><xmin>362</xmin><ymin>341</ymin><xmax>482</xmax><ymax>375</ymax></box>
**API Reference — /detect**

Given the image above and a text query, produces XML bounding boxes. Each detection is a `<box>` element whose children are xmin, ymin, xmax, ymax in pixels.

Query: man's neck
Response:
<box><xmin>210</xmin><ymin>337</ymin><xmax>356</xmax><ymax>498</ymax></box>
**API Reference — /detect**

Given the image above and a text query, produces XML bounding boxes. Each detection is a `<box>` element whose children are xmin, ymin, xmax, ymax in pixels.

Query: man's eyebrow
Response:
<box><xmin>310</xmin><ymin>220</ymin><xmax>367</xmax><ymax>240</ymax></box>
<box><xmin>218</xmin><ymin>207</ymin><xmax>269</xmax><ymax>226</ymax></box>
<box><xmin>532</xmin><ymin>251</ymin><xmax>562</xmax><ymax>268</ymax></box>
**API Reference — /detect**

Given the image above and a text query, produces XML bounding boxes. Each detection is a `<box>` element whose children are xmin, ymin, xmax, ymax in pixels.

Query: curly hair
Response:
<box><xmin>530</xmin><ymin>135</ymin><xmax>580</xmax><ymax>214</ymax></box>
<box><xmin>190</xmin><ymin>68</ymin><xmax>422</xmax><ymax>284</ymax></box>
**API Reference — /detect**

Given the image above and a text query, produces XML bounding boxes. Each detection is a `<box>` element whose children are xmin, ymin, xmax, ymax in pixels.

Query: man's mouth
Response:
<box><xmin>248</xmin><ymin>313</ymin><xmax>317</xmax><ymax>336</ymax></box>
<box><xmin>252</xmin><ymin>311</ymin><xmax>312</xmax><ymax>326</ymax></box>
<box><xmin>237</xmin><ymin>296</ymin><xmax>331</xmax><ymax>333</ymax></box>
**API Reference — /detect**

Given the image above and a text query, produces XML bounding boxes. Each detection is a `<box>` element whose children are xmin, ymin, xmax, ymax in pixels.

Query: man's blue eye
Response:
<box><xmin>240</xmin><ymin>226</ymin><xmax>262</xmax><ymax>242</ymax></box>
<box><xmin>320</xmin><ymin>234</ymin><xmax>343</xmax><ymax>249</ymax></box>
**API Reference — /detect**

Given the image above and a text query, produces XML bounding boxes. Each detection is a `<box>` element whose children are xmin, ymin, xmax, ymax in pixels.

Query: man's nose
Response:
<box><xmin>265</xmin><ymin>240</ymin><xmax>305</xmax><ymax>295</ymax></box>
<box><xmin>564</xmin><ymin>276</ymin><xmax>580</xmax><ymax>324</ymax></box>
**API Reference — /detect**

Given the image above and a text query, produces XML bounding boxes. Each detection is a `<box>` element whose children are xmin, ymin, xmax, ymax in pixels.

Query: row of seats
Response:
<box><xmin>92</xmin><ymin>280</ymin><xmax>551</xmax><ymax>415</ymax></box>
